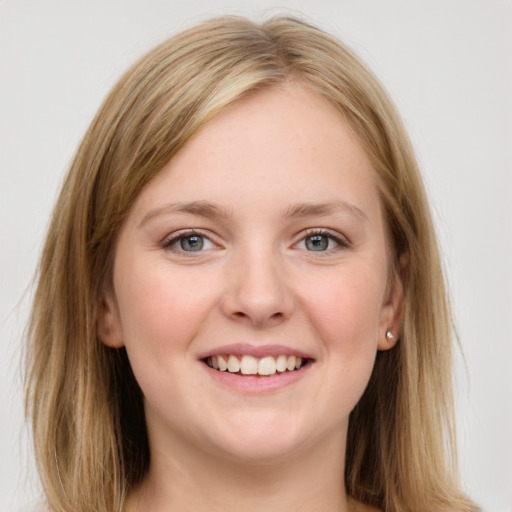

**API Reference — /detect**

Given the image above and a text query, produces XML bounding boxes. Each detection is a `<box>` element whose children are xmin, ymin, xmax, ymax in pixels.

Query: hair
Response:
<box><xmin>25</xmin><ymin>14</ymin><xmax>478</xmax><ymax>512</ymax></box>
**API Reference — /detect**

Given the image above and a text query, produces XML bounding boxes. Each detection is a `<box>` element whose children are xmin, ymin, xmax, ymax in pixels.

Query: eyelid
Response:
<box><xmin>161</xmin><ymin>229</ymin><xmax>219</xmax><ymax>252</ymax></box>
<box><xmin>295</xmin><ymin>228</ymin><xmax>352</xmax><ymax>250</ymax></box>
<box><xmin>160</xmin><ymin>227</ymin><xmax>351</xmax><ymax>254</ymax></box>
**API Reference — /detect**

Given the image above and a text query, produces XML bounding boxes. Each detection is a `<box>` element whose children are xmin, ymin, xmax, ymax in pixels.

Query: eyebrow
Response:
<box><xmin>138</xmin><ymin>200</ymin><xmax>232</xmax><ymax>228</ymax></box>
<box><xmin>284</xmin><ymin>200</ymin><xmax>368</xmax><ymax>222</ymax></box>
<box><xmin>138</xmin><ymin>198</ymin><xmax>368</xmax><ymax>228</ymax></box>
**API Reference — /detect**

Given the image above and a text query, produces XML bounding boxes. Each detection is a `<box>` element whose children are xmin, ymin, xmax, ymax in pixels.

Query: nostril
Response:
<box><xmin>230</xmin><ymin>309</ymin><xmax>284</xmax><ymax>326</ymax></box>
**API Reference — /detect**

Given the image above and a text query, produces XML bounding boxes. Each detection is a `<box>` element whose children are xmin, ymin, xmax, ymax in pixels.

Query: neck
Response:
<box><xmin>126</xmin><ymin>428</ymin><xmax>354</xmax><ymax>512</ymax></box>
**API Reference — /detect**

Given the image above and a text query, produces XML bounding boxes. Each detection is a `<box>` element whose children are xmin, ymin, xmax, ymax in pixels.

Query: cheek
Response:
<box><xmin>297</xmin><ymin>265</ymin><xmax>386</xmax><ymax>387</ymax></box>
<box><xmin>113</xmin><ymin>257</ymin><xmax>218</xmax><ymax>365</ymax></box>
<box><xmin>288</xmin><ymin>266</ymin><xmax>387</xmax><ymax>431</ymax></box>
<box><xmin>304</xmin><ymin>268</ymin><xmax>384</xmax><ymax>339</ymax></box>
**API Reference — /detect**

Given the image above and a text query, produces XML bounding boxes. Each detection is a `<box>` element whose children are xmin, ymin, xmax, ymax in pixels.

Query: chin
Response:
<box><xmin>197</xmin><ymin>411</ymin><xmax>326</xmax><ymax>465</ymax></box>
<box><xmin>215</xmin><ymin>437</ymin><xmax>306</xmax><ymax>465</ymax></box>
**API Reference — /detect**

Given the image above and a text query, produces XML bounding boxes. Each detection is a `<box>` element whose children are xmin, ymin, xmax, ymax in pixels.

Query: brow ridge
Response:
<box><xmin>139</xmin><ymin>199</ymin><xmax>367</xmax><ymax>228</ymax></box>
<box><xmin>138</xmin><ymin>200</ymin><xmax>231</xmax><ymax>227</ymax></box>
<box><xmin>284</xmin><ymin>200</ymin><xmax>368</xmax><ymax>221</ymax></box>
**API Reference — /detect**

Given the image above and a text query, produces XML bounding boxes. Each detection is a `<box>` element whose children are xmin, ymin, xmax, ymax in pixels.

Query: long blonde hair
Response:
<box><xmin>26</xmin><ymin>15</ymin><xmax>477</xmax><ymax>512</ymax></box>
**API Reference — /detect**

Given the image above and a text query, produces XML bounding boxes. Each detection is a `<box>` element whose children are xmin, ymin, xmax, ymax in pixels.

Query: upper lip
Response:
<box><xmin>197</xmin><ymin>343</ymin><xmax>314</xmax><ymax>360</ymax></box>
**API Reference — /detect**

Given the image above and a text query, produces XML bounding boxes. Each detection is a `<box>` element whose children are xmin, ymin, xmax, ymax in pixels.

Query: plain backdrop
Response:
<box><xmin>1</xmin><ymin>1</ymin><xmax>511</xmax><ymax>511</ymax></box>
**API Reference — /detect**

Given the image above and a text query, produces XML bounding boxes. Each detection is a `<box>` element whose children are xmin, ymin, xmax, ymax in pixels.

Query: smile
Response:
<box><xmin>199</xmin><ymin>345</ymin><xmax>314</xmax><ymax>392</ymax></box>
<box><xmin>204</xmin><ymin>354</ymin><xmax>309</xmax><ymax>376</ymax></box>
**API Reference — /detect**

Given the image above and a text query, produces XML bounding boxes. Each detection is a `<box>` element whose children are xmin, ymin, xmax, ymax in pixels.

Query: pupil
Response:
<box><xmin>181</xmin><ymin>235</ymin><xmax>203</xmax><ymax>251</ymax></box>
<box><xmin>306</xmin><ymin>235</ymin><xmax>328</xmax><ymax>251</ymax></box>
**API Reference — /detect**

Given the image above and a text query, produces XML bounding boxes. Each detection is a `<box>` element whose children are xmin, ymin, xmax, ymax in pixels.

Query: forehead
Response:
<box><xmin>128</xmin><ymin>84</ymin><xmax>381</xmax><ymax>225</ymax></box>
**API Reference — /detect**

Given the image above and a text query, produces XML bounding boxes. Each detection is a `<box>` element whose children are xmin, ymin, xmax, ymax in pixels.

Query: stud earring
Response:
<box><xmin>386</xmin><ymin>330</ymin><xmax>395</xmax><ymax>340</ymax></box>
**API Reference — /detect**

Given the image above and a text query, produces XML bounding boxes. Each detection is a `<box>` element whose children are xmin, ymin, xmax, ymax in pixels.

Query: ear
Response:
<box><xmin>378</xmin><ymin>252</ymin><xmax>408</xmax><ymax>351</ymax></box>
<box><xmin>97</xmin><ymin>292</ymin><xmax>124</xmax><ymax>348</ymax></box>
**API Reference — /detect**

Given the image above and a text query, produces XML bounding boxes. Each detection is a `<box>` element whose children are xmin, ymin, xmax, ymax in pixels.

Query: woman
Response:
<box><xmin>25</xmin><ymin>15</ymin><xmax>478</xmax><ymax>512</ymax></box>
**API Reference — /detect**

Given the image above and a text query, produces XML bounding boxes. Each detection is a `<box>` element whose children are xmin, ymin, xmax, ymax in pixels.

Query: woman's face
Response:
<box><xmin>100</xmin><ymin>85</ymin><xmax>402</xmax><ymax>463</ymax></box>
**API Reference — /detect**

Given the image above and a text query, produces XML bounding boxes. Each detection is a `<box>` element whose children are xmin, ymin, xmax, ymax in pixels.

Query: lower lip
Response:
<box><xmin>202</xmin><ymin>361</ymin><xmax>313</xmax><ymax>394</ymax></box>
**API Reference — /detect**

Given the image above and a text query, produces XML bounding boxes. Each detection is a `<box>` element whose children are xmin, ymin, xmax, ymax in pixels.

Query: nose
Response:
<box><xmin>221</xmin><ymin>246</ymin><xmax>294</xmax><ymax>328</ymax></box>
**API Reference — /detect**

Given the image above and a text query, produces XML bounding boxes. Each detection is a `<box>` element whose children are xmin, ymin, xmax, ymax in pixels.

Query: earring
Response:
<box><xmin>386</xmin><ymin>330</ymin><xmax>395</xmax><ymax>340</ymax></box>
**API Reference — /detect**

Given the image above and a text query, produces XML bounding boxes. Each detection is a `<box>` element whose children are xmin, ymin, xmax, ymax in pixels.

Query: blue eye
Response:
<box><xmin>305</xmin><ymin>234</ymin><xmax>330</xmax><ymax>251</ymax></box>
<box><xmin>296</xmin><ymin>230</ymin><xmax>348</xmax><ymax>252</ymax></box>
<box><xmin>163</xmin><ymin>232</ymin><xmax>216</xmax><ymax>252</ymax></box>
<box><xmin>180</xmin><ymin>235</ymin><xmax>204</xmax><ymax>251</ymax></box>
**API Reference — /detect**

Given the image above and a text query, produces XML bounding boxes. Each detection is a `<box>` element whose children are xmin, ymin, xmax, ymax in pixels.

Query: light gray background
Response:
<box><xmin>1</xmin><ymin>1</ymin><xmax>511</xmax><ymax>511</ymax></box>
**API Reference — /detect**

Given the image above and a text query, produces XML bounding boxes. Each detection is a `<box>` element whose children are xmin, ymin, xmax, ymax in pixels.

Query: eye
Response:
<box><xmin>296</xmin><ymin>230</ymin><xmax>349</xmax><ymax>252</ymax></box>
<box><xmin>162</xmin><ymin>231</ymin><xmax>216</xmax><ymax>253</ymax></box>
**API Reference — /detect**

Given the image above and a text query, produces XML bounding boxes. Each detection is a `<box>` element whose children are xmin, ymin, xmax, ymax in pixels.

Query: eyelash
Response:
<box><xmin>161</xmin><ymin>230</ymin><xmax>216</xmax><ymax>253</ymax></box>
<box><xmin>161</xmin><ymin>228</ymin><xmax>351</xmax><ymax>254</ymax></box>
<box><xmin>299</xmin><ymin>228</ymin><xmax>351</xmax><ymax>252</ymax></box>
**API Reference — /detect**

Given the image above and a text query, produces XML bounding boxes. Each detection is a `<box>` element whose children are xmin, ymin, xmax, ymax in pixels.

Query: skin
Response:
<box><xmin>99</xmin><ymin>84</ymin><xmax>403</xmax><ymax>512</ymax></box>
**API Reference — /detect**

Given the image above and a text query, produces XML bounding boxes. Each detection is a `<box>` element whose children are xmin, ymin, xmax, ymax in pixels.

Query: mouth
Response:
<box><xmin>202</xmin><ymin>354</ymin><xmax>311</xmax><ymax>377</ymax></box>
<box><xmin>199</xmin><ymin>345</ymin><xmax>314</xmax><ymax>392</ymax></box>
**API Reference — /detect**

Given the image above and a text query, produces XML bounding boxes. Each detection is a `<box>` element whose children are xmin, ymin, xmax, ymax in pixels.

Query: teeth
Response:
<box><xmin>227</xmin><ymin>355</ymin><xmax>240</xmax><ymax>373</ymax></box>
<box><xmin>258</xmin><ymin>356</ymin><xmax>276</xmax><ymax>376</ymax></box>
<box><xmin>218</xmin><ymin>355</ymin><xmax>228</xmax><ymax>371</ymax></box>
<box><xmin>240</xmin><ymin>355</ymin><xmax>258</xmax><ymax>375</ymax></box>
<box><xmin>276</xmin><ymin>355</ymin><xmax>287</xmax><ymax>372</ymax></box>
<box><xmin>208</xmin><ymin>354</ymin><xmax>307</xmax><ymax>376</ymax></box>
